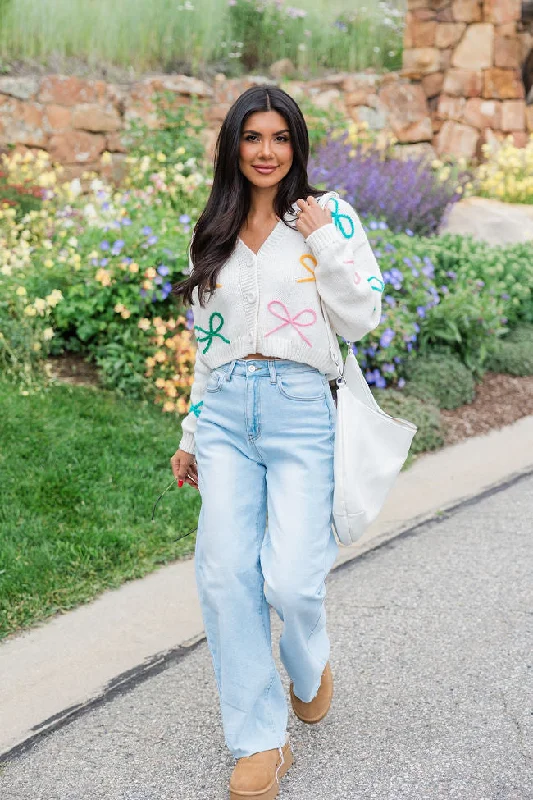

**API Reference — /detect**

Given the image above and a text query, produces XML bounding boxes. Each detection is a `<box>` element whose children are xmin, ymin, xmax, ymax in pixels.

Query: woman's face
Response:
<box><xmin>238</xmin><ymin>110</ymin><xmax>294</xmax><ymax>189</ymax></box>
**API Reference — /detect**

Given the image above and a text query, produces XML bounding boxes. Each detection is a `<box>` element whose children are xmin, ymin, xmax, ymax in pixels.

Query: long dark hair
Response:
<box><xmin>173</xmin><ymin>84</ymin><xmax>322</xmax><ymax>307</ymax></box>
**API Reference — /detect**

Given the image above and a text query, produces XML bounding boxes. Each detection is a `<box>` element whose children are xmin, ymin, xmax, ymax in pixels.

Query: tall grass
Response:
<box><xmin>0</xmin><ymin>0</ymin><xmax>405</xmax><ymax>76</ymax></box>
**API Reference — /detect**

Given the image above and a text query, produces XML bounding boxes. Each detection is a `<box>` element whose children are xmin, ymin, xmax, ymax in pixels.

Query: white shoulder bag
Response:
<box><xmin>316</xmin><ymin>194</ymin><xmax>418</xmax><ymax>546</ymax></box>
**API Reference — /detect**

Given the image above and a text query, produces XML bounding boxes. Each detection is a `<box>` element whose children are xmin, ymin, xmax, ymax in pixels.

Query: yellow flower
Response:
<box><xmin>101</xmin><ymin>151</ymin><xmax>112</xmax><ymax>165</ymax></box>
<box><xmin>33</xmin><ymin>298</ymin><xmax>47</xmax><ymax>314</ymax></box>
<box><xmin>155</xmin><ymin>377</ymin><xmax>166</xmax><ymax>388</ymax></box>
<box><xmin>24</xmin><ymin>305</ymin><xmax>37</xmax><ymax>316</ymax></box>
<box><xmin>138</xmin><ymin>318</ymin><xmax>151</xmax><ymax>331</ymax></box>
<box><xmin>156</xmin><ymin>152</ymin><xmax>167</xmax><ymax>162</ymax></box>
<box><xmin>32</xmin><ymin>341</ymin><xmax>42</xmax><ymax>352</ymax></box>
<box><xmin>16</xmin><ymin>286</ymin><xmax>27</xmax><ymax>296</ymax></box>
<box><xmin>145</xmin><ymin>267</ymin><xmax>157</xmax><ymax>279</ymax></box>
<box><xmin>44</xmin><ymin>259</ymin><xmax>54</xmax><ymax>268</ymax></box>
<box><xmin>121</xmin><ymin>309</ymin><xmax>131</xmax><ymax>319</ymax></box>
<box><xmin>129</xmin><ymin>262</ymin><xmax>139</xmax><ymax>273</ymax></box>
<box><xmin>42</xmin><ymin>327</ymin><xmax>55</xmax><ymax>341</ymax></box>
<box><xmin>162</xmin><ymin>400</ymin><xmax>176</xmax><ymax>413</ymax></box>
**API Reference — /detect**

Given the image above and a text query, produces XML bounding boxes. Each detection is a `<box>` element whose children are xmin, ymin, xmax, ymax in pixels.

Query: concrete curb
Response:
<box><xmin>2</xmin><ymin>414</ymin><xmax>533</xmax><ymax>760</ymax></box>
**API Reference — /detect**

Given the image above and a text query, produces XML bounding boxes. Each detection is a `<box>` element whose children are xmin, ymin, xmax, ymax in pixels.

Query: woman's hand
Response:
<box><xmin>170</xmin><ymin>449</ymin><xmax>199</xmax><ymax>491</ymax></box>
<box><xmin>295</xmin><ymin>195</ymin><xmax>332</xmax><ymax>239</ymax></box>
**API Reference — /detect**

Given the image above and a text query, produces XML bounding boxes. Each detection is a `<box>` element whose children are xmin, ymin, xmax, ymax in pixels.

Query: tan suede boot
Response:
<box><xmin>289</xmin><ymin>661</ymin><xmax>333</xmax><ymax>724</ymax></box>
<box><xmin>229</xmin><ymin>739</ymin><xmax>293</xmax><ymax>800</ymax></box>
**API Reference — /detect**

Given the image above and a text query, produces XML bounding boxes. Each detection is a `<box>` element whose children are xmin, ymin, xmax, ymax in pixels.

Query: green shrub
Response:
<box><xmin>486</xmin><ymin>324</ymin><xmax>533</xmax><ymax>376</ymax></box>
<box><xmin>403</xmin><ymin>352</ymin><xmax>475</xmax><ymax>410</ymax></box>
<box><xmin>372</xmin><ymin>389</ymin><xmax>445</xmax><ymax>456</ymax></box>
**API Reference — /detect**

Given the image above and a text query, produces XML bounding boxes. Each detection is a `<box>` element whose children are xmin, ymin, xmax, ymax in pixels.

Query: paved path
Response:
<box><xmin>1</xmin><ymin>475</ymin><xmax>532</xmax><ymax>799</ymax></box>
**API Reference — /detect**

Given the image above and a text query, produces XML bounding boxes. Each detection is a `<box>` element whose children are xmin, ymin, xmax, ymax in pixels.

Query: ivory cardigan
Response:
<box><xmin>178</xmin><ymin>190</ymin><xmax>384</xmax><ymax>455</ymax></box>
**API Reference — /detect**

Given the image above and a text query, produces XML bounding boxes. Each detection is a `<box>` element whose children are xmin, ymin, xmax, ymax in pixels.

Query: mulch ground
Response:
<box><xmin>441</xmin><ymin>372</ymin><xmax>533</xmax><ymax>445</ymax></box>
<box><xmin>46</xmin><ymin>354</ymin><xmax>533</xmax><ymax>448</ymax></box>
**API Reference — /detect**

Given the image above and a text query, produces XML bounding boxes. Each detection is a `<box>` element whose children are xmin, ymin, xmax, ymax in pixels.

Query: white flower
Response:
<box><xmin>70</xmin><ymin>178</ymin><xmax>82</xmax><ymax>198</ymax></box>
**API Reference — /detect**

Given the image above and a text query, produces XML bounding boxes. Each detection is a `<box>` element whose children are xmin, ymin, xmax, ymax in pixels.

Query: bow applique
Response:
<box><xmin>296</xmin><ymin>254</ymin><xmax>317</xmax><ymax>283</ymax></box>
<box><xmin>264</xmin><ymin>300</ymin><xmax>317</xmax><ymax>347</ymax></box>
<box><xmin>327</xmin><ymin>197</ymin><xmax>355</xmax><ymax>240</ymax></box>
<box><xmin>190</xmin><ymin>401</ymin><xmax>203</xmax><ymax>418</ymax></box>
<box><xmin>194</xmin><ymin>312</ymin><xmax>230</xmax><ymax>354</ymax></box>
<box><xmin>367</xmin><ymin>276</ymin><xmax>385</xmax><ymax>293</ymax></box>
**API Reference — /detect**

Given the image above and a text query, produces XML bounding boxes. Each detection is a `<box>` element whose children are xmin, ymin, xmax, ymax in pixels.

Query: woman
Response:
<box><xmin>171</xmin><ymin>84</ymin><xmax>383</xmax><ymax>800</ymax></box>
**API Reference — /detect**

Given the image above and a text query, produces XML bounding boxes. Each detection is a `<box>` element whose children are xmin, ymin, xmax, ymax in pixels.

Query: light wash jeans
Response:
<box><xmin>194</xmin><ymin>358</ymin><xmax>338</xmax><ymax>759</ymax></box>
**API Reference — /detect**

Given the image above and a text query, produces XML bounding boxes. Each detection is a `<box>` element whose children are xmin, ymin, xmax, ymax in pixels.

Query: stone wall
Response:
<box><xmin>2</xmin><ymin>3</ymin><xmax>533</xmax><ymax>177</ymax></box>
<box><xmin>0</xmin><ymin>70</ymin><xmax>437</xmax><ymax>178</ymax></box>
<box><xmin>402</xmin><ymin>0</ymin><xmax>533</xmax><ymax>158</ymax></box>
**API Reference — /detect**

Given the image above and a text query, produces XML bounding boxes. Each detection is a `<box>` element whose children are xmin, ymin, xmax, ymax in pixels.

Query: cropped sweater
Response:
<box><xmin>178</xmin><ymin>191</ymin><xmax>384</xmax><ymax>455</ymax></box>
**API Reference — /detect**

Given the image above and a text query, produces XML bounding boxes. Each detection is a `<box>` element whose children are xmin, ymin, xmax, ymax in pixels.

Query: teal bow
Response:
<box><xmin>328</xmin><ymin>197</ymin><xmax>355</xmax><ymax>239</ymax></box>
<box><xmin>367</xmin><ymin>276</ymin><xmax>385</xmax><ymax>293</ymax></box>
<box><xmin>194</xmin><ymin>312</ymin><xmax>230</xmax><ymax>354</ymax></box>
<box><xmin>190</xmin><ymin>401</ymin><xmax>203</xmax><ymax>418</ymax></box>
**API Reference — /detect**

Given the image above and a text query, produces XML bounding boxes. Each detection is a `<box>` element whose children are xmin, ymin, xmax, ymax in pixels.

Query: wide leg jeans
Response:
<box><xmin>194</xmin><ymin>358</ymin><xmax>338</xmax><ymax>759</ymax></box>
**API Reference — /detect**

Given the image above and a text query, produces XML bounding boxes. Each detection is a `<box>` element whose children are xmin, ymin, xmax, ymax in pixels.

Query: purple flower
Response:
<box><xmin>382</xmin><ymin>363</ymin><xmax>395</xmax><ymax>374</ymax></box>
<box><xmin>351</xmin><ymin>344</ymin><xmax>358</xmax><ymax>355</ymax></box>
<box><xmin>411</xmin><ymin>268</ymin><xmax>419</xmax><ymax>277</ymax></box>
<box><xmin>157</xmin><ymin>264</ymin><xmax>170</xmax><ymax>276</ymax></box>
<box><xmin>501</xmin><ymin>293</ymin><xmax>510</xmax><ymax>300</ymax></box>
<box><xmin>100</xmin><ymin>258</ymin><xmax>109</xmax><ymax>266</ymax></box>
<box><xmin>163</xmin><ymin>281</ymin><xmax>172</xmax><ymax>293</ymax></box>
<box><xmin>403</xmin><ymin>257</ymin><xmax>413</xmax><ymax>267</ymax></box>
<box><xmin>405</xmin><ymin>229</ymin><xmax>414</xmax><ymax>236</ymax></box>
<box><xmin>375</xmin><ymin>374</ymin><xmax>386</xmax><ymax>389</ymax></box>
<box><xmin>122</xmin><ymin>217</ymin><xmax>132</xmax><ymax>226</ymax></box>
<box><xmin>102</xmin><ymin>201</ymin><xmax>110</xmax><ymax>212</ymax></box>
<box><xmin>384</xmin><ymin>295</ymin><xmax>396</xmax><ymax>307</ymax></box>
<box><xmin>100</xmin><ymin>240</ymin><xmax>110</xmax><ymax>250</ymax></box>
<box><xmin>417</xmin><ymin>306</ymin><xmax>426</xmax><ymax>319</ymax></box>
<box><xmin>446</xmin><ymin>270</ymin><xmax>457</xmax><ymax>279</ymax></box>
<box><xmin>179</xmin><ymin>214</ymin><xmax>191</xmax><ymax>224</ymax></box>
<box><xmin>142</xmin><ymin>226</ymin><xmax>153</xmax><ymax>236</ymax></box>
<box><xmin>155</xmin><ymin>276</ymin><xmax>163</xmax><ymax>285</ymax></box>
<box><xmin>379</xmin><ymin>328</ymin><xmax>395</xmax><ymax>348</ymax></box>
<box><xmin>398</xmin><ymin>377</ymin><xmax>405</xmax><ymax>389</ymax></box>
<box><xmin>140</xmin><ymin>288</ymin><xmax>147</xmax><ymax>297</ymax></box>
<box><xmin>111</xmin><ymin>239</ymin><xmax>125</xmax><ymax>253</ymax></box>
<box><xmin>185</xmin><ymin>308</ymin><xmax>194</xmax><ymax>329</ymax></box>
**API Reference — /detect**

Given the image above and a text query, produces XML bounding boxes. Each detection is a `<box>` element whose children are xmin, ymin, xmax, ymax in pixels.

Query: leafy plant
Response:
<box><xmin>403</xmin><ymin>352</ymin><xmax>475</xmax><ymax>410</ymax></box>
<box><xmin>486</xmin><ymin>324</ymin><xmax>533</xmax><ymax>376</ymax></box>
<box><xmin>476</xmin><ymin>134</ymin><xmax>533</xmax><ymax>204</ymax></box>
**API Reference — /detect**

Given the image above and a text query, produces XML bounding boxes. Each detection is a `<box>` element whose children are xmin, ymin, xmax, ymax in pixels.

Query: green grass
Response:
<box><xmin>0</xmin><ymin>0</ymin><xmax>405</xmax><ymax>76</ymax></box>
<box><xmin>0</xmin><ymin>375</ymin><xmax>200</xmax><ymax>640</ymax></box>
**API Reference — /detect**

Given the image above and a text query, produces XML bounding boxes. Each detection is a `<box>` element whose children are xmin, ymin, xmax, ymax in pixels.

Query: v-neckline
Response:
<box><xmin>238</xmin><ymin>218</ymin><xmax>283</xmax><ymax>257</ymax></box>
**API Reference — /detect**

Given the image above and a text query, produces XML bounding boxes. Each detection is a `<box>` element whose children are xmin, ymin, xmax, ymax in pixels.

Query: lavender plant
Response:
<box><xmin>309</xmin><ymin>136</ymin><xmax>470</xmax><ymax>236</ymax></box>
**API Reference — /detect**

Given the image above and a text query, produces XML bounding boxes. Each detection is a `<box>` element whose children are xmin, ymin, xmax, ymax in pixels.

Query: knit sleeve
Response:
<box><xmin>178</xmin><ymin>348</ymin><xmax>211</xmax><ymax>455</ymax></box>
<box><xmin>178</xmin><ymin>254</ymin><xmax>211</xmax><ymax>455</ymax></box>
<box><xmin>304</xmin><ymin>196</ymin><xmax>383</xmax><ymax>342</ymax></box>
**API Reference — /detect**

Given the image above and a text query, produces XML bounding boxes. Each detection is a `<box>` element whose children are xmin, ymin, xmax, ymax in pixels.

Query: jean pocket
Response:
<box><xmin>276</xmin><ymin>372</ymin><xmax>327</xmax><ymax>401</ymax></box>
<box><xmin>205</xmin><ymin>370</ymin><xmax>225</xmax><ymax>393</ymax></box>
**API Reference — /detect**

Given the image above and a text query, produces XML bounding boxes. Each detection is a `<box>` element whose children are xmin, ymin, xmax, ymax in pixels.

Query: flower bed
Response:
<box><xmin>1</xmin><ymin>107</ymin><xmax>533</xmax><ymax>425</ymax></box>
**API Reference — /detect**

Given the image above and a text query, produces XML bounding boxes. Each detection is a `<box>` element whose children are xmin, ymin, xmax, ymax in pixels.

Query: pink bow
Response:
<box><xmin>265</xmin><ymin>300</ymin><xmax>317</xmax><ymax>347</ymax></box>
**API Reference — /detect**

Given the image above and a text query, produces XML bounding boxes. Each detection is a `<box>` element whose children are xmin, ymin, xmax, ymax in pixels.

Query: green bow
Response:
<box><xmin>194</xmin><ymin>312</ymin><xmax>230</xmax><ymax>354</ymax></box>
